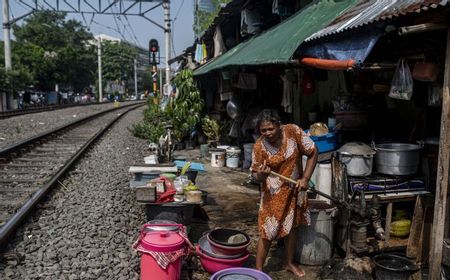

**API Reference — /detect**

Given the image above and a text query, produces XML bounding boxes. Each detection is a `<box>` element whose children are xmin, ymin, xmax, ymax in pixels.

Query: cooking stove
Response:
<box><xmin>347</xmin><ymin>173</ymin><xmax>428</xmax><ymax>196</ymax></box>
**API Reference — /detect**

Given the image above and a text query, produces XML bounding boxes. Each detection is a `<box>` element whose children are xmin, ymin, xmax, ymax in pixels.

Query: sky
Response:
<box><xmin>1</xmin><ymin>0</ymin><xmax>196</xmax><ymax>60</ymax></box>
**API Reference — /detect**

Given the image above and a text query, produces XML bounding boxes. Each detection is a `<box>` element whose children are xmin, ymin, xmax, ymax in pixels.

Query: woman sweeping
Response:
<box><xmin>251</xmin><ymin>109</ymin><xmax>318</xmax><ymax>278</ymax></box>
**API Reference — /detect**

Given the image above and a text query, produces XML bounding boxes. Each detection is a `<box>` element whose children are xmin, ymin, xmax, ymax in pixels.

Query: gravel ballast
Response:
<box><xmin>0</xmin><ymin>106</ymin><xmax>147</xmax><ymax>280</ymax></box>
<box><xmin>0</xmin><ymin>101</ymin><xmax>139</xmax><ymax>149</ymax></box>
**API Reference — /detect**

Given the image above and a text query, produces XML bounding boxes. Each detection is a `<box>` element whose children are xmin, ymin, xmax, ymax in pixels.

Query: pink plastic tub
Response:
<box><xmin>196</xmin><ymin>246</ymin><xmax>249</xmax><ymax>274</ymax></box>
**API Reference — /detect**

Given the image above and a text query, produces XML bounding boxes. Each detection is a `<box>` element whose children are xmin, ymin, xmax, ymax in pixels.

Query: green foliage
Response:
<box><xmin>11</xmin><ymin>11</ymin><xmax>97</xmax><ymax>91</ymax></box>
<box><xmin>202</xmin><ymin>116</ymin><xmax>220</xmax><ymax>145</ymax></box>
<box><xmin>130</xmin><ymin>97</ymin><xmax>170</xmax><ymax>142</ymax></box>
<box><xmin>101</xmin><ymin>41</ymin><xmax>137</xmax><ymax>84</ymax></box>
<box><xmin>194</xmin><ymin>0</ymin><xmax>231</xmax><ymax>37</ymax></box>
<box><xmin>170</xmin><ymin>69</ymin><xmax>204</xmax><ymax>140</ymax></box>
<box><xmin>0</xmin><ymin>66</ymin><xmax>33</xmax><ymax>96</ymax></box>
<box><xmin>131</xmin><ymin>70</ymin><xmax>204</xmax><ymax>143</ymax></box>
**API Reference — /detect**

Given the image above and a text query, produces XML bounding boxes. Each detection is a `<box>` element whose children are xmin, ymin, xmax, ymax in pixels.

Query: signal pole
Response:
<box><xmin>163</xmin><ymin>0</ymin><xmax>171</xmax><ymax>93</ymax></box>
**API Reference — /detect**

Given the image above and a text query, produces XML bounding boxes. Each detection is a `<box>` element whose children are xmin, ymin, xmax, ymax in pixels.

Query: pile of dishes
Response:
<box><xmin>196</xmin><ymin>228</ymin><xmax>251</xmax><ymax>273</ymax></box>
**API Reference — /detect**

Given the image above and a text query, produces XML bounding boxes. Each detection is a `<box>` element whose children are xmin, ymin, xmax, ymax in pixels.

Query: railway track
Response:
<box><xmin>0</xmin><ymin>102</ymin><xmax>144</xmax><ymax>247</ymax></box>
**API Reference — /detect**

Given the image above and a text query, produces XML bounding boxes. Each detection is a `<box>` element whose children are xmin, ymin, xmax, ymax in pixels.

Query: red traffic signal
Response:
<box><xmin>149</xmin><ymin>39</ymin><xmax>159</xmax><ymax>53</ymax></box>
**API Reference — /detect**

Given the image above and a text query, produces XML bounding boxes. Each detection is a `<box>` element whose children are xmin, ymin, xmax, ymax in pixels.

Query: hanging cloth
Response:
<box><xmin>194</xmin><ymin>43</ymin><xmax>204</xmax><ymax>63</ymax></box>
<box><xmin>213</xmin><ymin>26</ymin><xmax>227</xmax><ymax>57</ymax></box>
<box><xmin>241</xmin><ymin>9</ymin><xmax>261</xmax><ymax>36</ymax></box>
<box><xmin>201</xmin><ymin>43</ymin><xmax>208</xmax><ymax>64</ymax></box>
<box><xmin>280</xmin><ymin>69</ymin><xmax>295</xmax><ymax>113</ymax></box>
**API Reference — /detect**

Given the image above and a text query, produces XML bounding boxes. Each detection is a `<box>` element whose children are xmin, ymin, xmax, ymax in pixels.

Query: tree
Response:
<box><xmin>12</xmin><ymin>11</ymin><xmax>96</xmax><ymax>91</ymax></box>
<box><xmin>101</xmin><ymin>40</ymin><xmax>138</xmax><ymax>94</ymax></box>
<box><xmin>194</xmin><ymin>0</ymin><xmax>231</xmax><ymax>37</ymax></box>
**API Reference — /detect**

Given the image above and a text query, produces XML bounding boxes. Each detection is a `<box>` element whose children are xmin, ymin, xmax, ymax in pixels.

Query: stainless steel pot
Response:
<box><xmin>374</xmin><ymin>143</ymin><xmax>422</xmax><ymax>175</ymax></box>
<box><xmin>338</xmin><ymin>142</ymin><xmax>375</xmax><ymax>177</ymax></box>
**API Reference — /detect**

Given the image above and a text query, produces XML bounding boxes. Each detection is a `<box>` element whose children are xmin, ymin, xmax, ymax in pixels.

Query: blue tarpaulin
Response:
<box><xmin>299</xmin><ymin>28</ymin><xmax>382</xmax><ymax>63</ymax></box>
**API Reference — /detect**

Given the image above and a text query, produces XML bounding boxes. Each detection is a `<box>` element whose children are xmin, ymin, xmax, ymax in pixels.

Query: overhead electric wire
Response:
<box><xmin>171</xmin><ymin>0</ymin><xmax>186</xmax><ymax>58</ymax></box>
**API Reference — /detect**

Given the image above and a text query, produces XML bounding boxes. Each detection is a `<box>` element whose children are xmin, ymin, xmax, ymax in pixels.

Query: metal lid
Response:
<box><xmin>227</xmin><ymin>146</ymin><xmax>241</xmax><ymax>151</ymax></box>
<box><xmin>338</xmin><ymin>142</ymin><xmax>375</xmax><ymax>156</ymax></box>
<box><xmin>144</xmin><ymin>220</ymin><xmax>179</xmax><ymax>232</ymax></box>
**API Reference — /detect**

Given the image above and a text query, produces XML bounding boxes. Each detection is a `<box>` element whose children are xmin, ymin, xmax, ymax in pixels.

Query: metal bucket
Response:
<box><xmin>295</xmin><ymin>200</ymin><xmax>337</xmax><ymax>265</ymax></box>
<box><xmin>374</xmin><ymin>143</ymin><xmax>422</xmax><ymax>175</ymax></box>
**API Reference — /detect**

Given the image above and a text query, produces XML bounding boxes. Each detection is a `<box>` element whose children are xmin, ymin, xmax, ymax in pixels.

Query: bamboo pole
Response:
<box><xmin>429</xmin><ymin>26</ymin><xmax>450</xmax><ymax>280</ymax></box>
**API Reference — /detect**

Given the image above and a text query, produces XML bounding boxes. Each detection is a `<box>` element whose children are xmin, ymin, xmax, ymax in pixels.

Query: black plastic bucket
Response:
<box><xmin>373</xmin><ymin>254</ymin><xmax>417</xmax><ymax>280</ymax></box>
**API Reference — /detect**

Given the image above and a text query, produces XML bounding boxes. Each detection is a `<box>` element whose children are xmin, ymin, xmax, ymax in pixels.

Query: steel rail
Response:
<box><xmin>0</xmin><ymin>101</ymin><xmax>144</xmax><ymax>157</ymax></box>
<box><xmin>0</xmin><ymin>100</ymin><xmax>142</xmax><ymax>120</ymax></box>
<box><xmin>0</xmin><ymin>103</ymin><xmax>144</xmax><ymax>247</ymax></box>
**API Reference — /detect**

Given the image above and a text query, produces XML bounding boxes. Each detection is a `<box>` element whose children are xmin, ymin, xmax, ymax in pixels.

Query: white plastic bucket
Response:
<box><xmin>210</xmin><ymin>149</ymin><xmax>226</xmax><ymax>168</ymax></box>
<box><xmin>316</xmin><ymin>163</ymin><xmax>332</xmax><ymax>203</ymax></box>
<box><xmin>302</xmin><ymin>157</ymin><xmax>332</xmax><ymax>203</ymax></box>
<box><xmin>226</xmin><ymin>147</ymin><xmax>241</xmax><ymax>168</ymax></box>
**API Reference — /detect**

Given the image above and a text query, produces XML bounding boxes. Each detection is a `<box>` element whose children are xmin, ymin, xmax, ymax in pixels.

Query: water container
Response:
<box><xmin>210</xmin><ymin>148</ymin><xmax>226</xmax><ymax>168</ymax></box>
<box><xmin>316</xmin><ymin>163</ymin><xmax>332</xmax><ymax>203</ymax></box>
<box><xmin>134</xmin><ymin>223</ymin><xmax>187</xmax><ymax>280</ymax></box>
<box><xmin>295</xmin><ymin>200</ymin><xmax>337</xmax><ymax>265</ymax></box>
<box><xmin>226</xmin><ymin>146</ymin><xmax>241</xmax><ymax>168</ymax></box>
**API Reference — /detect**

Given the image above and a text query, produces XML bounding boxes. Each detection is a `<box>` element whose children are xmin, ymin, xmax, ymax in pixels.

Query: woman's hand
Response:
<box><xmin>296</xmin><ymin>177</ymin><xmax>309</xmax><ymax>191</ymax></box>
<box><xmin>253</xmin><ymin>160</ymin><xmax>271</xmax><ymax>182</ymax></box>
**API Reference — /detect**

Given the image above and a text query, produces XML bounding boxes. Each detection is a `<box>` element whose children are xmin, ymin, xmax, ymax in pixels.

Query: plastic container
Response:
<box><xmin>226</xmin><ymin>146</ymin><xmax>241</xmax><ymax>168</ymax></box>
<box><xmin>211</xmin><ymin>268</ymin><xmax>272</xmax><ymax>280</ymax></box>
<box><xmin>196</xmin><ymin>246</ymin><xmax>249</xmax><ymax>274</ymax></box>
<box><xmin>316</xmin><ymin>163</ymin><xmax>332</xmax><ymax>203</ymax></box>
<box><xmin>373</xmin><ymin>254</ymin><xmax>417</xmax><ymax>280</ymax></box>
<box><xmin>303</xmin><ymin>156</ymin><xmax>330</xmax><ymax>195</ymax></box>
<box><xmin>295</xmin><ymin>200</ymin><xmax>337</xmax><ymax>265</ymax></box>
<box><xmin>210</xmin><ymin>148</ymin><xmax>226</xmax><ymax>168</ymax></box>
<box><xmin>134</xmin><ymin>224</ymin><xmax>187</xmax><ymax>280</ymax></box>
<box><xmin>308</xmin><ymin>132</ymin><xmax>338</xmax><ymax>153</ymax></box>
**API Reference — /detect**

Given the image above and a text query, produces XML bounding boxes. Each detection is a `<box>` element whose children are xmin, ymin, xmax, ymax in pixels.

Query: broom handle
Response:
<box><xmin>270</xmin><ymin>171</ymin><xmax>297</xmax><ymax>184</ymax></box>
<box><xmin>270</xmin><ymin>170</ymin><xmax>340</xmax><ymax>204</ymax></box>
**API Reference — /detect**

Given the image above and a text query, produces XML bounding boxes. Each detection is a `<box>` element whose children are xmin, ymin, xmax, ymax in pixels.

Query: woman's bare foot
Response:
<box><xmin>284</xmin><ymin>263</ymin><xmax>305</xmax><ymax>278</ymax></box>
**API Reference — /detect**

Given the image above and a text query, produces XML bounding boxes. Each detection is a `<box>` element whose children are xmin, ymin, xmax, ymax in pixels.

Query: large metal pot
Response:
<box><xmin>338</xmin><ymin>142</ymin><xmax>375</xmax><ymax>176</ymax></box>
<box><xmin>374</xmin><ymin>143</ymin><xmax>422</xmax><ymax>175</ymax></box>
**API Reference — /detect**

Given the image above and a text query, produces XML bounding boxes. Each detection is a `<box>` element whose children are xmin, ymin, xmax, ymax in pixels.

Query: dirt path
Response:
<box><xmin>175</xmin><ymin>149</ymin><xmax>320</xmax><ymax>280</ymax></box>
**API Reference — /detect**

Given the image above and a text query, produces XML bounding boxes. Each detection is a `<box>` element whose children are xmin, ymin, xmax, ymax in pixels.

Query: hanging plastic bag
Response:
<box><xmin>389</xmin><ymin>59</ymin><xmax>414</xmax><ymax>100</ymax></box>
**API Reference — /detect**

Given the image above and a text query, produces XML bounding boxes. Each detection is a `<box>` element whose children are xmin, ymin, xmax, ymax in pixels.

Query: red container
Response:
<box><xmin>134</xmin><ymin>224</ymin><xmax>187</xmax><ymax>280</ymax></box>
<box><xmin>196</xmin><ymin>246</ymin><xmax>249</xmax><ymax>274</ymax></box>
<box><xmin>206</xmin><ymin>234</ymin><xmax>249</xmax><ymax>256</ymax></box>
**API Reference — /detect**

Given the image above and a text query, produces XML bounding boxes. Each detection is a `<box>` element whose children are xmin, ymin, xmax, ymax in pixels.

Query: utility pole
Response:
<box><xmin>2</xmin><ymin>0</ymin><xmax>11</xmax><ymax>70</ymax></box>
<box><xmin>134</xmin><ymin>59</ymin><xmax>138</xmax><ymax>97</ymax></box>
<box><xmin>163</xmin><ymin>0</ymin><xmax>171</xmax><ymax>93</ymax></box>
<box><xmin>97</xmin><ymin>37</ymin><xmax>103</xmax><ymax>102</ymax></box>
<box><xmin>2</xmin><ymin>0</ymin><xmax>12</xmax><ymax>111</ymax></box>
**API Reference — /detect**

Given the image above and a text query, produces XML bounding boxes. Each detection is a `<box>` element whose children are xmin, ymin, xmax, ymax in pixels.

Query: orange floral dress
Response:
<box><xmin>251</xmin><ymin>124</ymin><xmax>315</xmax><ymax>240</ymax></box>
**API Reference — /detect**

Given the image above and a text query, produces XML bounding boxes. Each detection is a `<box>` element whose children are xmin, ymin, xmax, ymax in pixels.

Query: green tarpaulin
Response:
<box><xmin>194</xmin><ymin>0</ymin><xmax>358</xmax><ymax>76</ymax></box>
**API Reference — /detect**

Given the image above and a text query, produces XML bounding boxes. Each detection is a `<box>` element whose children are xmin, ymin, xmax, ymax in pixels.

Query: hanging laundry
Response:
<box><xmin>213</xmin><ymin>26</ymin><xmax>227</xmax><ymax>57</ymax></box>
<box><xmin>280</xmin><ymin>69</ymin><xmax>295</xmax><ymax>113</ymax></box>
<box><xmin>236</xmin><ymin>73</ymin><xmax>257</xmax><ymax>90</ymax></box>
<box><xmin>201</xmin><ymin>42</ymin><xmax>208</xmax><ymax>64</ymax></box>
<box><xmin>194</xmin><ymin>43</ymin><xmax>203</xmax><ymax>63</ymax></box>
<box><xmin>241</xmin><ymin>9</ymin><xmax>261</xmax><ymax>36</ymax></box>
<box><xmin>272</xmin><ymin>0</ymin><xmax>294</xmax><ymax>18</ymax></box>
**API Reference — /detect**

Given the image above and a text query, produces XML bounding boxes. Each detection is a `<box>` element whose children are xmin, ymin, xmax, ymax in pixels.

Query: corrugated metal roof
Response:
<box><xmin>193</xmin><ymin>0</ymin><xmax>358</xmax><ymax>75</ymax></box>
<box><xmin>306</xmin><ymin>0</ymin><xmax>450</xmax><ymax>42</ymax></box>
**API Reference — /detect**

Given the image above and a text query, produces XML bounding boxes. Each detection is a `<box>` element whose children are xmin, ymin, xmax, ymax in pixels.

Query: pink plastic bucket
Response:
<box><xmin>134</xmin><ymin>224</ymin><xmax>187</xmax><ymax>280</ymax></box>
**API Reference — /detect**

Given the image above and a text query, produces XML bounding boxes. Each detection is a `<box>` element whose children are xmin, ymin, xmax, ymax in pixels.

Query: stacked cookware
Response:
<box><xmin>196</xmin><ymin>228</ymin><xmax>251</xmax><ymax>274</ymax></box>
